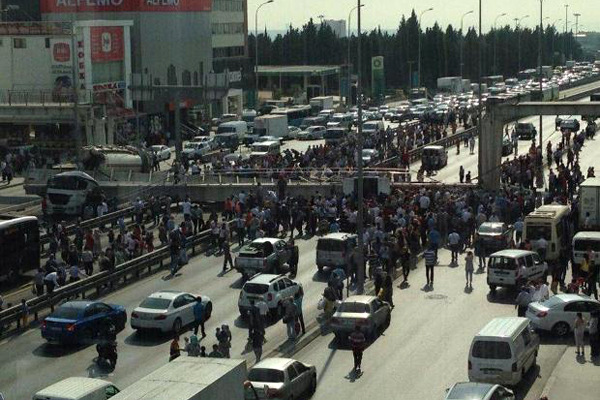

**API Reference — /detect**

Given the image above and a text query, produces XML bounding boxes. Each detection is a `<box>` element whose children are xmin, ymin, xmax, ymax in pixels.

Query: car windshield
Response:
<box><xmin>472</xmin><ymin>341</ymin><xmax>512</xmax><ymax>359</ymax></box>
<box><xmin>139</xmin><ymin>297</ymin><xmax>171</xmax><ymax>310</ymax></box>
<box><xmin>488</xmin><ymin>256</ymin><xmax>518</xmax><ymax>270</ymax></box>
<box><xmin>338</xmin><ymin>302</ymin><xmax>369</xmax><ymax>313</ymax></box>
<box><xmin>478</xmin><ymin>225</ymin><xmax>503</xmax><ymax>234</ymax></box>
<box><xmin>244</xmin><ymin>283</ymin><xmax>269</xmax><ymax>295</ymax></box>
<box><xmin>317</xmin><ymin>239</ymin><xmax>345</xmax><ymax>252</ymax></box>
<box><xmin>184</xmin><ymin>143</ymin><xmax>197</xmax><ymax>149</ymax></box>
<box><xmin>447</xmin><ymin>383</ymin><xmax>492</xmax><ymax>399</ymax></box>
<box><xmin>574</xmin><ymin>239</ymin><xmax>600</xmax><ymax>251</ymax></box>
<box><xmin>248</xmin><ymin>368</ymin><xmax>285</xmax><ymax>383</ymax></box>
<box><xmin>151</xmin><ymin>146</ymin><xmax>162</xmax><ymax>151</ymax></box>
<box><xmin>525</xmin><ymin>224</ymin><xmax>551</xmax><ymax>241</ymax></box>
<box><xmin>252</xmin><ymin>145</ymin><xmax>270</xmax><ymax>152</ymax></box>
<box><xmin>47</xmin><ymin>176</ymin><xmax>87</xmax><ymax>190</ymax></box>
<box><xmin>49</xmin><ymin>307</ymin><xmax>80</xmax><ymax>320</ymax></box>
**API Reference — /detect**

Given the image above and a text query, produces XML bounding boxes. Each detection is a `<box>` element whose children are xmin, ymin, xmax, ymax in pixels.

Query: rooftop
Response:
<box><xmin>257</xmin><ymin>65</ymin><xmax>341</xmax><ymax>77</ymax></box>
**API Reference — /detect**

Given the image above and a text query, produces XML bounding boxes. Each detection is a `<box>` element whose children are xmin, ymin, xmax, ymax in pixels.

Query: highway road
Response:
<box><xmin>1</xmin><ymin>96</ymin><xmax>598</xmax><ymax>398</ymax></box>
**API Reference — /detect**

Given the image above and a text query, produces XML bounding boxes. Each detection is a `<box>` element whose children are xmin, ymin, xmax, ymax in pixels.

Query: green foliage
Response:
<box><xmin>249</xmin><ymin>13</ymin><xmax>582</xmax><ymax>90</ymax></box>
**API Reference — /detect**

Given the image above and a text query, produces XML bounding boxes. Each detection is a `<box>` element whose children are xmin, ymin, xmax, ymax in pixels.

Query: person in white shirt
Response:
<box><xmin>536</xmin><ymin>237</ymin><xmax>548</xmax><ymax>261</ymax></box>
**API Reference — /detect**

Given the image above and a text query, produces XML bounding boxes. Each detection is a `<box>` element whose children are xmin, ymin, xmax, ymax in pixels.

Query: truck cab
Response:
<box><xmin>46</xmin><ymin>171</ymin><xmax>100</xmax><ymax>216</ymax></box>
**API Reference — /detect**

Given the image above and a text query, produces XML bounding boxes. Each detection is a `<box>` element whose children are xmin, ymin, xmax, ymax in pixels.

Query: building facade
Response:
<box><xmin>322</xmin><ymin>19</ymin><xmax>346</xmax><ymax>38</ymax></box>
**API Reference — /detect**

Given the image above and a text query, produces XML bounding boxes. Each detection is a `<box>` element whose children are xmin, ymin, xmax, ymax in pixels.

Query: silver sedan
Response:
<box><xmin>330</xmin><ymin>295</ymin><xmax>391</xmax><ymax>342</ymax></box>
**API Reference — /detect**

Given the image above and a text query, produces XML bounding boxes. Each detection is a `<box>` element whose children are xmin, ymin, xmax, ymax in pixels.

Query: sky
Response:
<box><xmin>248</xmin><ymin>0</ymin><xmax>599</xmax><ymax>34</ymax></box>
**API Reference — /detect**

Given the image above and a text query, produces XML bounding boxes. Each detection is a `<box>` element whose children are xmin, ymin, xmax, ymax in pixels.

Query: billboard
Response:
<box><xmin>50</xmin><ymin>39</ymin><xmax>73</xmax><ymax>94</ymax></box>
<box><xmin>371</xmin><ymin>56</ymin><xmax>385</xmax><ymax>101</ymax></box>
<box><xmin>41</xmin><ymin>0</ymin><xmax>212</xmax><ymax>13</ymax></box>
<box><xmin>91</xmin><ymin>26</ymin><xmax>124</xmax><ymax>62</ymax></box>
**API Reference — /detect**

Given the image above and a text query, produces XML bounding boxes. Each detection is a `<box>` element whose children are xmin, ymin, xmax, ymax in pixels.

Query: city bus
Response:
<box><xmin>271</xmin><ymin>105</ymin><xmax>312</xmax><ymax>127</ymax></box>
<box><xmin>0</xmin><ymin>216</ymin><xmax>40</xmax><ymax>281</ymax></box>
<box><xmin>523</xmin><ymin>205</ymin><xmax>572</xmax><ymax>261</ymax></box>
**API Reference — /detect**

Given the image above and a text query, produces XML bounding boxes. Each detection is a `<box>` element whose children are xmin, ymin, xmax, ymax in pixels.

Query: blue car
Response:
<box><xmin>41</xmin><ymin>301</ymin><xmax>127</xmax><ymax>345</ymax></box>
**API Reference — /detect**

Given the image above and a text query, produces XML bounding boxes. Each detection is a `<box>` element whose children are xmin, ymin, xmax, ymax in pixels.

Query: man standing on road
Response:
<box><xmin>294</xmin><ymin>288</ymin><xmax>306</xmax><ymax>336</ymax></box>
<box><xmin>515</xmin><ymin>286</ymin><xmax>532</xmax><ymax>317</ymax></box>
<box><xmin>222</xmin><ymin>239</ymin><xmax>233</xmax><ymax>272</ymax></box>
<box><xmin>251</xmin><ymin>328</ymin><xmax>264</xmax><ymax>363</ymax></box>
<box><xmin>423</xmin><ymin>247</ymin><xmax>437</xmax><ymax>287</ymax></box>
<box><xmin>349</xmin><ymin>325</ymin><xmax>366</xmax><ymax>373</ymax></box>
<box><xmin>448</xmin><ymin>229</ymin><xmax>460</xmax><ymax>266</ymax></box>
<box><xmin>193</xmin><ymin>296</ymin><xmax>206</xmax><ymax>337</ymax></box>
<box><xmin>288</xmin><ymin>238</ymin><xmax>299</xmax><ymax>278</ymax></box>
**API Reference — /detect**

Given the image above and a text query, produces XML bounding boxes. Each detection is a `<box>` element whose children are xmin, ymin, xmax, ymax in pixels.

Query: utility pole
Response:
<box><xmin>69</xmin><ymin>19</ymin><xmax>82</xmax><ymax>164</ymax></box>
<box><xmin>477</xmin><ymin>0</ymin><xmax>482</xmax><ymax>186</ymax></box>
<box><xmin>255</xmin><ymin>0</ymin><xmax>274</xmax><ymax>109</ymax></box>
<box><xmin>538</xmin><ymin>0</ymin><xmax>543</xmax><ymax>149</ymax></box>
<box><xmin>356</xmin><ymin>0</ymin><xmax>365</xmax><ymax>294</ymax></box>
<box><xmin>564</xmin><ymin>4</ymin><xmax>569</xmax><ymax>62</ymax></box>
<box><xmin>417</xmin><ymin>7</ymin><xmax>433</xmax><ymax>88</ymax></box>
<box><xmin>347</xmin><ymin>4</ymin><xmax>364</xmax><ymax>106</ymax></box>
<box><xmin>460</xmin><ymin>10</ymin><xmax>474</xmax><ymax>78</ymax></box>
<box><xmin>573</xmin><ymin>12</ymin><xmax>580</xmax><ymax>60</ymax></box>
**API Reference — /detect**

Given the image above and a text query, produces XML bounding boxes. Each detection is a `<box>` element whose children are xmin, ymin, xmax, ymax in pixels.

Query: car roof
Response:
<box><xmin>447</xmin><ymin>382</ymin><xmax>496</xmax><ymax>399</ymax></box>
<box><xmin>149</xmin><ymin>290</ymin><xmax>185</xmax><ymax>300</ymax></box>
<box><xmin>253</xmin><ymin>140</ymin><xmax>279</xmax><ymax>146</ymax></box>
<box><xmin>251</xmin><ymin>238</ymin><xmax>281</xmax><ymax>244</ymax></box>
<box><xmin>252</xmin><ymin>357</ymin><xmax>295</xmax><ymax>370</ymax></box>
<box><xmin>479</xmin><ymin>222</ymin><xmax>505</xmax><ymax>228</ymax></box>
<box><xmin>573</xmin><ymin>231</ymin><xmax>600</xmax><ymax>240</ymax></box>
<box><xmin>424</xmin><ymin>145</ymin><xmax>444</xmax><ymax>150</ymax></box>
<box><xmin>476</xmin><ymin>317</ymin><xmax>529</xmax><ymax>339</ymax></box>
<box><xmin>553</xmin><ymin>294</ymin><xmax>593</xmax><ymax>303</ymax></box>
<box><xmin>246</xmin><ymin>274</ymin><xmax>282</xmax><ymax>285</ymax></box>
<box><xmin>321</xmin><ymin>232</ymin><xmax>357</xmax><ymax>240</ymax></box>
<box><xmin>342</xmin><ymin>295</ymin><xmax>376</xmax><ymax>304</ymax></box>
<box><xmin>35</xmin><ymin>377</ymin><xmax>113</xmax><ymax>398</ymax></box>
<box><xmin>489</xmin><ymin>249</ymin><xmax>537</xmax><ymax>258</ymax></box>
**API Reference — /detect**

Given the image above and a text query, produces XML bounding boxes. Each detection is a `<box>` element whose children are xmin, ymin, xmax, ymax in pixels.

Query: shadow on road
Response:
<box><xmin>124</xmin><ymin>330</ymin><xmax>170</xmax><ymax>347</ymax></box>
<box><xmin>486</xmin><ymin>289</ymin><xmax>518</xmax><ymax>305</ymax></box>
<box><xmin>513</xmin><ymin>364</ymin><xmax>541</xmax><ymax>400</ymax></box>
<box><xmin>32</xmin><ymin>342</ymin><xmax>88</xmax><ymax>358</ymax></box>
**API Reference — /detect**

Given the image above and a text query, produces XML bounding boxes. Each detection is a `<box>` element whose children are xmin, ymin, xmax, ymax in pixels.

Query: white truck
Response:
<box><xmin>309</xmin><ymin>96</ymin><xmax>334</xmax><ymax>113</ymax></box>
<box><xmin>33</xmin><ymin>377</ymin><xmax>121</xmax><ymax>400</ymax></box>
<box><xmin>110</xmin><ymin>357</ymin><xmax>247</xmax><ymax>400</ymax></box>
<box><xmin>81</xmin><ymin>146</ymin><xmax>153</xmax><ymax>173</ymax></box>
<box><xmin>579</xmin><ymin>177</ymin><xmax>600</xmax><ymax>230</ymax></box>
<box><xmin>248</xmin><ymin>114</ymin><xmax>289</xmax><ymax>143</ymax></box>
<box><xmin>437</xmin><ymin>76</ymin><xmax>464</xmax><ymax>94</ymax></box>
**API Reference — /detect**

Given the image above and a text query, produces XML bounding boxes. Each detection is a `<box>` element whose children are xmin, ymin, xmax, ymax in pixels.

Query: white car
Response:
<box><xmin>245</xmin><ymin>358</ymin><xmax>317</xmax><ymax>400</ymax></box>
<box><xmin>191</xmin><ymin>135</ymin><xmax>216</xmax><ymax>150</ymax></box>
<box><xmin>131</xmin><ymin>290</ymin><xmax>212</xmax><ymax>333</ymax></box>
<box><xmin>361</xmin><ymin>148</ymin><xmax>379</xmax><ymax>165</ymax></box>
<box><xmin>182</xmin><ymin>141</ymin><xmax>211</xmax><ymax>159</ymax></box>
<box><xmin>287</xmin><ymin>126</ymin><xmax>301</xmax><ymax>139</ymax></box>
<box><xmin>150</xmin><ymin>145</ymin><xmax>171</xmax><ymax>161</ymax></box>
<box><xmin>297</xmin><ymin>126</ymin><xmax>326</xmax><ymax>140</ymax></box>
<box><xmin>444</xmin><ymin>382</ymin><xmax>514</xmax><ymax>400</ymax></box>
<box><xmin>238</xmin><ymin>274</ymin><xmax>302</xmax><ymax>320</ymax></box>
<box><xmin>526</xmin><ymin>294</ymin><xmax>600</xmax><ymax>337</ymax></box>
<box><xmin>254</xmin><ymin>135</ymin><xmax>283</xmax><ymax>144</ymax></box>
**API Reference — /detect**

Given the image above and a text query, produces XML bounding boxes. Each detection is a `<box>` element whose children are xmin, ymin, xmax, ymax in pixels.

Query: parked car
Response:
<box><xmin>330</xmin><ymin>295</ymin><xmax>391</xmax><ymax>342</ymax></box>
<box><xmin>130</xmin><ymin>290</ymin><xmax>212</xmax><ymax>333</ymax></box>
<box><xmin>234</xmin><ymin>238</ymin><xmax>292</xmax><ymax>280</ymax></box>
<box><xmin>501</xmin><ymin>138</ymin><xmax>513</xmax><ymax>156</ymax></box>
<box><xmin>41</xmin><ymin>301</ymin><xmax>127</xmax><ymax>345</ymax></box>
<box><xmin>444</xmin><ymin>382</ymin><xmax>514</xmax><ymax>400</ymax></box>
<box><xmin>182</xmin><ymin>141</ymin><xmax>211</xmax><ymax>160</ymax></box>
<box><xmin>150</xmin><ymin>145</ymin><xmax>171</xmax><ymax>161</ymax></box>
<box><xmin>297</xmin><ymin>126</ymin><xmax>326</xmax><ymax>140</ymax></box>
<box><xmin>238</xmin><ymin>274</ymin><xmax>302</xmax><ymax>320</ymax></box>
<box><xmin>515</xmin><ymin>122</ymin><xmax>537</xmax><ymax>140</ymax></box>
<box><xmin>287</xmin><ymin>126</ymin><xmax>302</xmax><ymax>139</ymax></box>
<box><xmin>254</xmin><ymin>135</ymin><xmax>283</xmax><ymax>144</ymax></box>
<box><xmin>526</xmin><ymin>294</ymin><xmax>600</xmax><ymax>337</ymax></box>
<box><xmin>244</xmin><ymin>358</ymin><xmax>317</xmax><ymax>400</ymax></box>
<box><xmin>475</xmin><ymin>222</ymin><xmax>513</xmax><ymax>255</ymax></box>
<box><xmin>361</xmin><ymin>149</ymin><xmax>379</xmax><ymax>165</ymax></box>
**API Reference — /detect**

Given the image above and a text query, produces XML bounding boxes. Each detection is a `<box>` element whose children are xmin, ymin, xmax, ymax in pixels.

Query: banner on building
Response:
<box><xmin>371</xmin><ymin>56</ymin><xmax>385</xmax><ymax>101</ymax></box>
<box><xmin>41</xmin><ymin>0</ymin><xmax>212</xmax><ymax>13</ymax></box>
<box><xmin>91</xmin><ymin>26</ymin><xmax>124</xmax><ymax>62</ymax></box>
<box><xmin>50</xmin><ymin>39</ymin><xmax>74</xmax><ymax>98</ymax></box>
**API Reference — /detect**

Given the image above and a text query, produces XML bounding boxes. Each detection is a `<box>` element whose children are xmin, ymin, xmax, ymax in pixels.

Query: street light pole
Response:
<box><xmin>564</xmin><ymin>4</ymin><xmax>569</xmax><ymax>62</ymax></box>
<box><xmin>460</xmin><ymin>10</ymin><xmax>474</xmax><ymax>78</ymax></box>
<box><xmin>573</xmin><ymin>12</ymin><xmax>580</xmax><ymax>60</ymax></box>
<box><xmin>538</xmin><ymin>0</ymin><xmax>544</xmax><ymax>150</ymax></box>
<box><xmin>356</xmin><ymin>0</ymin><xmax>365</xmax><ymax>294</ymax></box>
<box><xmin>515</xmin><ymin>15</ymin><xmax>530</xmax><ymax>72</ymax></box>
<box><xmin>347</xmin><ymin>4</ymin><xmax>364</xmax><ymax>106</ymax></box>
<box><xmin>255</xmin><ymin>0</ymin><xmax>274</xmax><ymax>109</ymax></box>
<box><xmin>551</xmin><ymin>19</ymin><xmax>562</xmax><ymax>64</ymax></box>
<box><xmin>477</xmin><ymin>0</ymin><xmax>482</xmax><ymax>186</ymax></box>
<box><xmin>417</xmin><ymin>7</ymin><xmax>433</xmax><ymax>88</ymax></box>
<box><xmin>493</xmin><ymin>13</ymin><xmax>507</xmax><ymax>75</ymax></box>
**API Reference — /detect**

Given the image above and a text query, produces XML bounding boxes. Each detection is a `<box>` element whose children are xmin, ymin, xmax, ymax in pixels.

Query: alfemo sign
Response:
<box><xmin>42</xmin><ymin>0</ymin><xmax>212</xmax><ymax>12</ymax></box>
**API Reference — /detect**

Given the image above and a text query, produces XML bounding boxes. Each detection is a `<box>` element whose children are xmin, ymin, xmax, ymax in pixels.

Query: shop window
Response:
<box><xmin>13</xmin><ymin>38</ymin><xmax>26</xmax><ymax>49</ymax></box>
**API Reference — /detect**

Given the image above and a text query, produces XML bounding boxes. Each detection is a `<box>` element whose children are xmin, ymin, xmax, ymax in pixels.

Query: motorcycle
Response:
<box><xmin>96</xmin><ymin>341</ymin><xmax>118</xmax><ymax>370</ymax></box>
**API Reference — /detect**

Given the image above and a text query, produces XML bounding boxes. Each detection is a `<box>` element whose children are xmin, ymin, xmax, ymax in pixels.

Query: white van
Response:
<box><xmin>468</xmin><ymin>317</ymin><xmax>539</xmax><ymax>386</ymax></box>
<box><xmin>572</xmin><ymin>231</ymin><xmax>600</xmax><ymax>269</ymax></box>
<box><xmin>216</xmin><ymin>121</ymin><xmax>248</xmax><ymax>140</ymax></box>
<box><xmin>316</xmin><ymin>232</ymin><xmax>357</xmax><ymax>272</ymax></box>
<box><xmin>362</xmin><ymin>120</ymin><xmax>384</xmax><ymax>134</ymax></box>
<box><xmin>327</xmin><ymin>113</ymin><xmax>353</xmax><ymax>131</ymax></box>
<box><xmin>249</xmin><ymin>141</ymin><xmax>280</xmax><ymax>159</ymax></box>
<box><xmin>33</xmin><ymin>377</ymin><xmax>120</xmax><ymax>400</ymax></box>
<box><xmin>487</xmin><ymin>250</ymin><xmax>547</xmax><ymax>292</ymax></box>
<box><xmin>523</xmin><ymin>205</ymin><xmax>571</xmax><ymax>261</ymax></box>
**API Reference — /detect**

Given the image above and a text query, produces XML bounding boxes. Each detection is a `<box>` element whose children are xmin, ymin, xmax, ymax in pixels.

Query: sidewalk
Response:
<box><xmin>541</xmin><ymin>344</ymin><xmax>600</xmax><ymax>400</ymax></box>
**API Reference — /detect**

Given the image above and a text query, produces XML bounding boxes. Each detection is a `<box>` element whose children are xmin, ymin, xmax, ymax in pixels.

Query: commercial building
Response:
<box><xmin>0</xmin><ymin>0</ymin><xmax>250</xmax><ymax>151</ymax></box>
<box><xmin>322</xmin><ymin>19</ymin><xmax>346</xmax><ymax>38</ymax></box>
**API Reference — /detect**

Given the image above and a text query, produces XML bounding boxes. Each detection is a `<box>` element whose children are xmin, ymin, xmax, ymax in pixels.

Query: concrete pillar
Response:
<box><xmin>106</xmin><ymin>117</ymin><xmax>115</xmax><ymax>145</ymax></box>
<box><xmin>480</xmin><ymin>112</ymin><xmax>504</xmax><ymax>191</ymax></box>
<box><xmin>85</xmin><ymin>120</ymin><xmax>93</xmax><ymax>147</ymax></box>
<box><xmin>303</xmin><ymin>74</ymin><xmax>309</xmax><ymax>94</ymax></box>
<box><xmin>321</xmin><ymin>74</ymin><xmax>326</xmax><ymax>96</ymax></box>
<box><xmin>94</xmin><ymin>119</ymin><xmax>106</xmax><ymax>145</ymax></box>
<box><xmin>222</xmin><ymin>95</ymin><xmax>229</xmax><ymax>115</ymax></box>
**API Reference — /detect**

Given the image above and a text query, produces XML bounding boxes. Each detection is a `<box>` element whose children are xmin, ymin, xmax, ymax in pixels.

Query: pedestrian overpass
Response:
<box><xmin>481</xmin><ymin>101</ymin><xmax>600</xmax><ymax>190</ymax></box>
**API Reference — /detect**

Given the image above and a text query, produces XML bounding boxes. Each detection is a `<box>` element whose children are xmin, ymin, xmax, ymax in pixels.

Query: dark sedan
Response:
<box><xmin>475</xmin><ymin>222</ymin><xmax>513</xmax><ymax>255</ymax></box>
<box><xmin>41</xmin><ymin>301</ymin><xmax>127</xmax><ymax>345</ymax></box>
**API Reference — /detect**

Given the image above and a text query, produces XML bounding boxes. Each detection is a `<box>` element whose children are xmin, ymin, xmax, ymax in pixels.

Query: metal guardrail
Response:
<box><xmin>0</xmin><ymin>222</ymin><xmax>232</xmax><ymax>336</ymax></box>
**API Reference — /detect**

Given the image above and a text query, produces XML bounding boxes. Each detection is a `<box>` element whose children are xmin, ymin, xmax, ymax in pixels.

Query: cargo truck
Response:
<box><xmin>309</xmin><ymin>96</ymin><xmax>334</xmax><ymax>114</ymax></box>
<box><xmin>110</xmin><ymin>357</ymin><xmax>247</xmax><ymax>400</ymax></box>
<box><xmin>437</xmin><ymin>76</ymin><xmax>464</xmax><ymax>94</ymax></box>
<box><xmin>579</xmin><ymin>178</ymin><xmax>600</xmax><ymax>230</ymax></box>
<box><xmin>246</xmin><ymin>114</ymin><xmax>289</xmax><ymax>144</ymax></box>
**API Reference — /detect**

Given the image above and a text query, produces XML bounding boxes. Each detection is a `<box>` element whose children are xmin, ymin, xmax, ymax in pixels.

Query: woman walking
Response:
<box><xmin>465</xmin><ymin>251</ymin><xmax>474</xmax><ymax>288</ymax></box>
<box><xmin>574</xmin><ymin>312</ymin><xmax>586</xmax><ymax>357</ymax></box>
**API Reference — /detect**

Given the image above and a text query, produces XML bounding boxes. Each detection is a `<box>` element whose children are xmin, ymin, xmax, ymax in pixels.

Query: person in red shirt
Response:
<box><xmin>348</xmin><ymin>325</ymin><xmax>366</xmax><ymax>373</ymax></box>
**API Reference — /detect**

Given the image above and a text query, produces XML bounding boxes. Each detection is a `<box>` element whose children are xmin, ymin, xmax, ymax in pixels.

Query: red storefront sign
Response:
<box><xmin>91</xmin><ymin>26</ymin><xmax>124</xmax><ymax>62</ymax></box>
<box><xmin>41</xmin><ymin>0</ymin><xmax>212</xmax><ymax>13</ymax></box>
<box><xmin>53</xmin><ymin>42</ymin><xmax>71</xmax><ymax>62</ymax></box>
